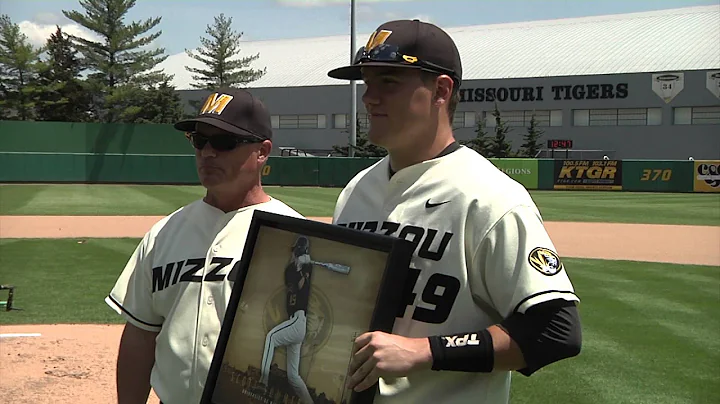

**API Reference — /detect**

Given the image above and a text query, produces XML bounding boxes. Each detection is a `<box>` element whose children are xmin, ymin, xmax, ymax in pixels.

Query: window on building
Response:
<box><xmin>452</xmin><ymin>112</ymin><xmax>464</xmax><ymax>128</ymax></box>
<box><xmin>452</xmin><ymin>111</ymin><xmax>477</xmax><ymax>128</ymax></box>
<box><xmin>674</xmin><ymin>106</ymin><xmax>720</xmax><ymax>125</ymax></box>
<box><xmin>333</xmin><ymin>114</ymin><xmax>347</xmax><ymax>129</ymax></box>
<box><xmin>271</xmin><ymin>114</ymin><xmax>327</xmax><ymax>129</ymax></box>
<box><xmin>573</xmin><ymin>108</ymin><xmax>662</xmax><ymax>126</ymax></box>
<box><xmin>485</xmin><ymin>110</ymin><xmax>561</xmax><ymax>128</ymax></box>
<box><xmin>331</xmin><ymin>113</ymin><xmax>370</xmax><ymax>129</ymax></box>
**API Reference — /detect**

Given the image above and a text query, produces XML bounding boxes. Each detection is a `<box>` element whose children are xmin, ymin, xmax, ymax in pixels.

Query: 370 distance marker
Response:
<box><xmin>640</xmin><ymin>169</ymin><xmax>672</xmax><ymax>182</ymax></box>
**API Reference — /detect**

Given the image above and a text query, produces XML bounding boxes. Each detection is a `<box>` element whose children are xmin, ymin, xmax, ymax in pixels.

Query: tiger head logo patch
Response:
<box><xmin>528</xmin><ymin>247</ymin><xmax>563</xmax><ymax>276</ymax></box>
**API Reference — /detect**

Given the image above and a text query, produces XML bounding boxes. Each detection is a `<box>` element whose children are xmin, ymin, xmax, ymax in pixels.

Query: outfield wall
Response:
<box><xmin>2</xmin><ymin>152</ymin><xmax>718</xmax><ymax>192</ymax></box>
<box><xmin>1</xmin><ymin>121</ymin><xmax>718</xmax><ymax>192</ymax></box>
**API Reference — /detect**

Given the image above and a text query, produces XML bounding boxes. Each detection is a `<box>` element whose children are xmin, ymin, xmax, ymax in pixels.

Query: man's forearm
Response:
<box><xmin>487</xmin><ymin>325</ymin><xmax>527</xmax><ymax>370</ymax></box>
<box><xmin>117</xmin><ymin>322</ymin><xmax>158</xmax><ymax>404</ymax></box>
<box><xmin>427</xmin><ymin>299</ymin><xmax>581</xmax><ymax>375</ymax></box>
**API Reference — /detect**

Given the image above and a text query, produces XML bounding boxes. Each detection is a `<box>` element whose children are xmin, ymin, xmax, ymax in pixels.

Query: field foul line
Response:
<box><xmin>0</xmin><ymin>333</ymin><xmax>42</xmax><ymax>338</ymax></box>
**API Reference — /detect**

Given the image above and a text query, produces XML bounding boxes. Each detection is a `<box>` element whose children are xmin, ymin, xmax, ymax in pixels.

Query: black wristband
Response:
<box><xmin>428</xmin><ymin>329</ymin><xmax>494</xmax><ymax>373</ymax></box>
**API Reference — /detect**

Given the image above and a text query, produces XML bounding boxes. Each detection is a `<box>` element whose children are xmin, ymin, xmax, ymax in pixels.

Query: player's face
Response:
<box><xmin>191</xmin><ymin>122</ymin><xmax>271</xmax><ymax>191</ymax></box>
<box><xmin>360</xmin><ymin>67</ymin><xmax>437</xmax><ymax>151</ymax></box>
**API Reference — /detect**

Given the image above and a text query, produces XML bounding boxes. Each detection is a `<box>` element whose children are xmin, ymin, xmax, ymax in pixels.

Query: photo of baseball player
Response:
<box><xmin>258</xmin><ymin>235</ymin><xmax>351</xmax><ymax>404</ymax></box>
<box><xmin>209</xmin><ymin>224</ymin><xmax>392</xmax><ymax>404</ymax></box>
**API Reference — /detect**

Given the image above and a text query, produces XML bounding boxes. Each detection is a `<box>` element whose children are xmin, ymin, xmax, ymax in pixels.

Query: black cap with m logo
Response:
<box><xmin>173</xmin><ymin>88</ymin><xmax>272</xmax><ymax>141</ymax></box>
<box><xmin>328</xmin><ymin>19</ymin><xmax>462</xmax><ymax>87</ymax></box>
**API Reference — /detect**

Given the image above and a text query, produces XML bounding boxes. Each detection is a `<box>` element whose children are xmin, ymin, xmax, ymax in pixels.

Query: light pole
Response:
<box><xmin>349</xmin><ymin>0</ymin><xmax>357</xmax><ymax>157</ymax></box>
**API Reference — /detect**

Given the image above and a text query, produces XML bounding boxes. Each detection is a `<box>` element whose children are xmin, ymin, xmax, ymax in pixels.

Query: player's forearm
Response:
<box><xmin>116</xmin><ymin>322</ymin><xmax>158</xmax><ymax>404</ymax></box>
<box><xmin>427</xmin><ymin>300</ymin><xmax>581</xmax><ymax>375</ymax></box>
<box><xmin>487</xmin><ymin>325</ymin><xmax>526</xmax><ymax>370</ymax></box>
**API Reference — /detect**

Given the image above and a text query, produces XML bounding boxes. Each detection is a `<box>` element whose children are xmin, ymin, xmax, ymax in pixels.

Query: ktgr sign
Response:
<box><xmin>459</xmin><ymin>83</ymin><xmax>629</xmax><ymax>103</ymax></box>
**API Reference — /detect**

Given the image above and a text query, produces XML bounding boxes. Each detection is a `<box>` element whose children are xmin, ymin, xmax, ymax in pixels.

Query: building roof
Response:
<box><xmin>161</xmin><ymin>5</ymin><xmax>720</xmax><ymax>90</ymax></box>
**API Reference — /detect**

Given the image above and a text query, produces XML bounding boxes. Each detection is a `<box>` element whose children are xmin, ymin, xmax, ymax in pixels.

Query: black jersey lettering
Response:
<box><xmin>380</xmin><ymin>221</ymin><xmax>400</xmax><ymax>236</ymax></box>
<box><xmin>180</xmin><ymin>258</ymin><xmax>205</xmax><ymax>283</ymax></box>
<box><xmin>362</xmin><ymin>221</ymin><xmax>379</xmax><ymax>232</ymax></box>
<box><xmin>398</xmin><ymin>225</ymin><xmax>425</xmax><ymax>252</ymax></box>
<box><xmin>152</xmin><ymin>262</ymin><xmax>177</xmax><ymax>292</ymax></box>
<box><xmin>418</xmin><ymin>229</ymin><xmax>453</xmax><ymax>261</ymax></box>
<box><xmin>205</xmin><ymin>257</ymin><xmax>232</xmax><ymax>282</ymax></box>
<box><xmin>336</xmin><ymin>219</ymin><xmax>459</xmax><ymax>324</ymax></box>
<box><xmin>171</xmin><ymin>260</ymin><xmax>185</xmax><ymax>285</ymax></box>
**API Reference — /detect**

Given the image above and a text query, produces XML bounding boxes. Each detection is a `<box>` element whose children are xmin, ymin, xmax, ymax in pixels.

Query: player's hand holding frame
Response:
<box><xmin>346</xmin><ymin>331</ymin><xmax>433</xmax><ymax>392</ymax></box>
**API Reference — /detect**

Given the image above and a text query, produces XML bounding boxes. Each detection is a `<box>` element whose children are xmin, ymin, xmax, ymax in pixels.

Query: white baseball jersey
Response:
<box><xmin>332</xmin><ymin>144</ymin><xmax>580</xmax><ymax>404</ymax></box>
<box><xmin>105</xmin><ymin>197</ymin><xmax>304</xmax><ymax>404</ymax></box>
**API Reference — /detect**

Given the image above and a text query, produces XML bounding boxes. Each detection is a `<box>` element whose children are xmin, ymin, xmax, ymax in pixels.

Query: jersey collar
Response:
<box><xmin>388</xmin><ymin>141</ymin><xmax>461</xmax><ymax>178</ymax></box>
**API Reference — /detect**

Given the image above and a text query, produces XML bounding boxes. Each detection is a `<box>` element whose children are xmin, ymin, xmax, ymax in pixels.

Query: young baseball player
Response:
<box><xmin>258</xmin><ymin>235</ymin><xmax>351</xmax><ymax>404</ymax></box>
<box><xmin>104</xmin><ymin>88</ymin><xmax>305</xmax><ymax>404</ymax></box>
<box><xmin>326</xmin><ymin>19</ymin><xmax>583</xmax><ymax>403</ymax></box>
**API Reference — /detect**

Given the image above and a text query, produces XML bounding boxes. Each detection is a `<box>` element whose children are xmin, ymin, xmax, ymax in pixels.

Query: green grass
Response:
<box><xmin>0</xmin><ymin>184</ymin><xmax>342</xmax><ymax>218</ymax></box>
<box><xmin>0</xmin><ymin>238</ymin><xmax>138</xmax><ymax>325</ymax></box>
<box><xmin>1</xmin><ymin>238</ymin><xmax>718</xmax><ymax>403</ymax></box>
<box><xmin>528</xmin><ymin>191</ymin><xmax>720</xmax><ymax>226</ymax></box>
<box><xmin>509</xmin><ymin>258</ymin><xmax>720</xmax><ymax>404</ymax></box>
<box><xmin>1</xmin><ymin>184</ymin><xmax>718</xmax><ymax>225</ymax></box>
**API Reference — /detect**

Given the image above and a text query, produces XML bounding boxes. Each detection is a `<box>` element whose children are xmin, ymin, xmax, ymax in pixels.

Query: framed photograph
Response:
<box><xmin>200</xmin><ymin>210</ymin><xmax>415</xmax><ymax>404</ymax></box>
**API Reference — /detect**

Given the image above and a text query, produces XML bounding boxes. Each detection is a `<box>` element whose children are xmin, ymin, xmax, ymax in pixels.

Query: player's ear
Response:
<box><xmin>257</xmin><ymin>140</ymin><xmax>272</xmax><ymax>164</ymax></box>
<box><xmin>434</xmin><ymin>74</ymin><xmax>453</xmax><ymax>109</ymax></box>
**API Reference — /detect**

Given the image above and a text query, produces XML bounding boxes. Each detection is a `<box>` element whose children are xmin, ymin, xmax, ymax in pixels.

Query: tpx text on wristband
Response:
<box><xmin>428</xmin><ymin>328</ymin><xmax>494</xmax><ymax>373</ymax></box>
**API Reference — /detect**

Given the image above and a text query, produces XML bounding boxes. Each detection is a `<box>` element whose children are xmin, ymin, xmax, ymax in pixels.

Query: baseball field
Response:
<box><xmin>0</xmin><ymin>184</ymin><xmax>718</xmax><ymax>404</ymax></box>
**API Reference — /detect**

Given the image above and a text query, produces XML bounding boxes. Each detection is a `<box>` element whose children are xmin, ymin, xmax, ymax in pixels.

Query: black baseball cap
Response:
<box><xmin>327</xmin><ymin>19</ymin><xmax>462</xmax><ymax>87</ymax></box>
<box><xmin>174</xmin><ymin>88</ymin><xmax>272</xmax><ymax>141</ymax></box>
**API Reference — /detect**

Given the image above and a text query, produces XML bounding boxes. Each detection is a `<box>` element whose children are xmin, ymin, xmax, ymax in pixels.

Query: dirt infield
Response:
<box><xmin>2</xmin><ymin>215</ymin><xmax>718</xmax><ymax>266</ymax></box>
<box><xmin>1</xmin><ymin>215</ymin><xmax>718</xmax><ymax>404</ymax></box>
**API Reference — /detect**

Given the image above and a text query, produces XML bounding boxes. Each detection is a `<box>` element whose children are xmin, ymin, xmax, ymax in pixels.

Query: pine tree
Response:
<box><xmin>488</xmin><ymin>103</ymin><xmax>513</xmax><ymax>158</ymax></box>
<box><xmin>460</xmin><ymin>115</ymin><xmax>491</xmax><ymax>156</ymax></box>
<box><xmin>332</xmin><ymin>119</ymin><xmax>387</xmax><ymax>158</ymax></box>
<box><xmin>0</xmin><ymin>14</ymin><xmax>42</xmax><ymax>120</ymax></box>
<box><xmin>62</xmin><ymin>0</ymin><xmax>172</xmax><ymax>122</ymax></box>
<box><xmin>185</xmin><ymin>13</ymin><xmax>266</xmax><ymax>90</ymax></box>
<box><xmin>117</xmin><ymin>78</ymin><xmax>184</xmax><ymax>123</ymax></box>
<box><xmin>520</xmin><ymin>114</ymin><xmax>545</xmax><ymax>158</ymax></box>
<box><xmin>32</xmin><ymin>26</ymin><xmax>90</xmax><ymax>122</ymax></box>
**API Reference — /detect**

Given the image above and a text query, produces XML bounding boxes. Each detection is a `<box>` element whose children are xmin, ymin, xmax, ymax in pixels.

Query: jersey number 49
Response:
<box><xmin>398</xmin><ymin>267</ymin><xmax>460</xmax><ymax>324</ymax></box>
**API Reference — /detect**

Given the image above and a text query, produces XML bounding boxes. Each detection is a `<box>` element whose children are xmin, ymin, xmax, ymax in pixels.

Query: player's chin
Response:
<box><xmin>198</xmin><ymin>172</ymin><xmax>227</xmax><ymax>188</ymax></box>
<box><xmin>366</xmin><ymin>129</ymin><xmax>391</xmax><ymax>148</ymax></box>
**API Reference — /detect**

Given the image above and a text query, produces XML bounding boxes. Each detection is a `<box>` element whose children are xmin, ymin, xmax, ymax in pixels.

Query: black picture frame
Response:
<box><xmin>200</xmin><ymin>210</ymin><xmax>415</xmax><ymax>404</ymax></box>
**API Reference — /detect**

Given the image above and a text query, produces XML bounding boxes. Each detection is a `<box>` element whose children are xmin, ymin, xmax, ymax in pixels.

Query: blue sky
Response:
<box><xmin>5</xmin><ymin>0</ymin><xmax>718</xmax><ymax>54</ymax></box>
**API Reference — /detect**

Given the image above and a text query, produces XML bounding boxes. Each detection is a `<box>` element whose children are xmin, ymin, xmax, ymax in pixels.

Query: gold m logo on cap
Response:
<box><xmin>365</xmin><ymin>29</ymin><xmax>392</xmax><ymax>51</ymax></box>
<box><xmin>200</xmin><ymin>93</ymin><xmax>234</xmax><ymax>115</ymax></box>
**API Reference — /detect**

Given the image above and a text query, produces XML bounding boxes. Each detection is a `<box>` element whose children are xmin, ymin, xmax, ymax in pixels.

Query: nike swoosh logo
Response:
<box><xmin>425</xmin><ymin>200</ymin><xmax>450</xmax><ymax>209</ymax></box>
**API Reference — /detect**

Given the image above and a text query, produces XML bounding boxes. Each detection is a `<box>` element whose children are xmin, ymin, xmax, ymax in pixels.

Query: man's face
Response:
<box><xmin>360</xmin><ymin>66</ymin><xmax>436</xmax><ymax>151</ymax></box>
<box><xmin>190</xmin><ymin>122</ymin><xmax>270</xmax><ymax>191</ymax></box>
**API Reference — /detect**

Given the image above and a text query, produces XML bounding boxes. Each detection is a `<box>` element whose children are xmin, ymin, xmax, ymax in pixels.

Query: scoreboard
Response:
<box><xmin>547</xmin><ymin>139</ymin><xmax>573</xmax><ymax>149</ymax></box>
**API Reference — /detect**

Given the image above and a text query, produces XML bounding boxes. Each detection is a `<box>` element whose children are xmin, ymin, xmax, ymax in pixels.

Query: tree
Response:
<box><xmin>32</xmin><ymin>26</ymin><xmax>91</xmax><ymax>122</ymax></box>
<box><xmin>0</xmin><ymin>14</ymin><xmax>42</xmax><ymax>120</ymax></box>
<box><xmin>487</xmin><ymin>103</ymin><xmax>513</xmax><ymax>158</ymax></box>
<box><xmin>62</xmin><ymin>0</ymin><xmax>173</xmax><ymax>122</ymax></box>
<box><xmin>332</xmin><ymin>119</ymin><xmax>387</xmax><ymax>158</ymax></box>
<box><xmin>185</xmin><ymin>13</ymin><xmax>266</xmax><ymax>90</ymax></box>
<box><xmin>519</xmin><ymin>113</ymin><xmax>545</xmax><ymax>158</ymax></box>
<box><xmin>460</xmin><ymin>115</ymin><xmax>491</xmax><ymax>156</ymax></box>
<box><xmin>113</xmin><ymin>78</ymin><xmax>184</xmax><ymax>123</ymax></box>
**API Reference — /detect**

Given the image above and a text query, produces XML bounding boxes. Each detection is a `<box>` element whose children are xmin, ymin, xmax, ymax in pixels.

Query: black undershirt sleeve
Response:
<box><xmin>499</xmin><ymin>298</ymin><xmax>582</xmax><ymax>377</ymax></box>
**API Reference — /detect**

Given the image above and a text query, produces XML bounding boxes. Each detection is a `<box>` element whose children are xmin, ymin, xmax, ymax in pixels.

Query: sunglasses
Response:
<box><xmin>354</xmin><ymin>44</ymin><xmax>457</xmax><ymax>79</ymax></box>
<box><xmin>185</xmin><ymin>132</ymin><xmax>261</xmax><ymax>151</ymax></box>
